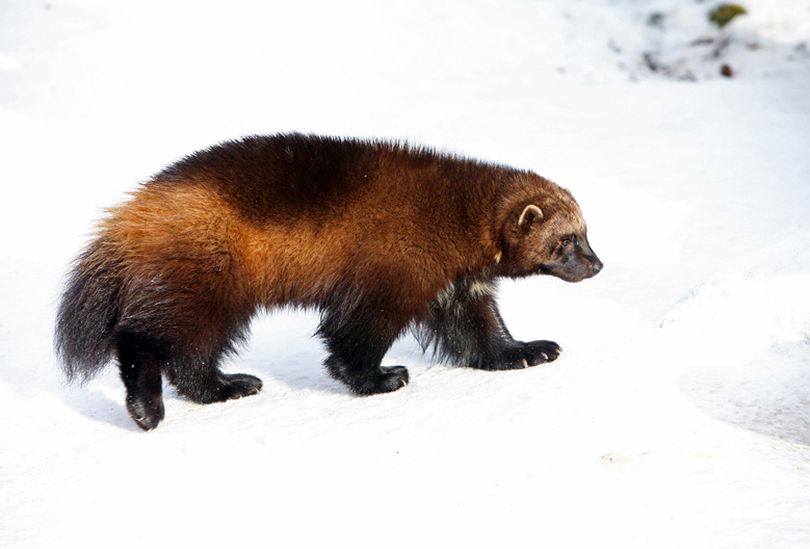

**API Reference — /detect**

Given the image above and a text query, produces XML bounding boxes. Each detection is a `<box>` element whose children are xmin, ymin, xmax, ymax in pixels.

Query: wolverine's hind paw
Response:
<box><xmin>378</xmin><ymin>365</ymin><xmax>410</xmax><ymax>392</ymax></box>
<box><xmin>126</xmin><ymin>394</ymin><xmax>165</xmax><ymax>431</ymax></box>
<box><xmin>172</xmin><ymin>371</ymin><xmax>263</xmax><ymax>404</ymax></box>
<box><xmin>218</xmin><ymin>373</ymin><xmax>263</xmax><ymax>400</ymax></box>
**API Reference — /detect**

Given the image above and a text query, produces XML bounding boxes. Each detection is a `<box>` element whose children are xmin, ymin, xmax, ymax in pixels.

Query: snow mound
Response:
<box><xmin>685</xmin><ymin>339</ymin><xmax>810</xmax><ymax>446</ymax></box>
<box><xmin>660</xmin><ymin>273</ymin><xmax>810</xmax><ymax>352</ymax></box>
<box><xmin>659</xmin><ymin>273</ymin><xmax>810</xmax><ymax>444</ymax></box>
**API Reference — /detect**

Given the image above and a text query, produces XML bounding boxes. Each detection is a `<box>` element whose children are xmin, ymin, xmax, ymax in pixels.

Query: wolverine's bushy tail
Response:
<box><xmin>55</xmin><ymin>239</ymin><xmax>122</xmax><ymax>382</ymax></box>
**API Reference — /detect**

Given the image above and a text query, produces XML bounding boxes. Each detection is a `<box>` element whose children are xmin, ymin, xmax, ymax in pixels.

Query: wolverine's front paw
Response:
<box><xmin>354</xmin><ymin>365</ymin><xmax>410</xmax><ymax>395</ymax></box>
<box><xmin>497</xmin><ymin>340</ymin><xmax>562</xmax><ymax>369</ymax></box>
<box><xmin>325</xmin><ymin>355</ymin><xmax>410</xmax><ymax>396</ymax></box>
<box><xmin>520</xmin><ymin>340</ymin><xmax>561</xmax><ymax>366</ymax></box>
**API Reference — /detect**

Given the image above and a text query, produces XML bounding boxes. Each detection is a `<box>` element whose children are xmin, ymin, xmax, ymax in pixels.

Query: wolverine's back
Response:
<box><xmin>128</xmin><ymin>134</ymin><xmax>514</xmax><ymax>309</ymax></box>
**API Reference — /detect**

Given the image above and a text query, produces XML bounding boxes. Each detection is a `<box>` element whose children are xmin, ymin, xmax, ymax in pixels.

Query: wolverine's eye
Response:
<box><xmin>555</xmin><ymin>236</ymin><xmax>575</xmax><ymax>253</ymax></box>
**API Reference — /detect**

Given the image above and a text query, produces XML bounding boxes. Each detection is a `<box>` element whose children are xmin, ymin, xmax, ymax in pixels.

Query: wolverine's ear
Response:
<box><xmin>517</xmin><ymin>204</ymin><xmax>543</xmax><ymax>230</ymax></box>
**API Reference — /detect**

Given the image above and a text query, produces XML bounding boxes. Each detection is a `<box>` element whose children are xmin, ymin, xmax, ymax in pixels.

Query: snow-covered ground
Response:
<box><xmin>1</xmin><ymin>1</ymin><xmax>809</xmax><ymax>547</ymax></box>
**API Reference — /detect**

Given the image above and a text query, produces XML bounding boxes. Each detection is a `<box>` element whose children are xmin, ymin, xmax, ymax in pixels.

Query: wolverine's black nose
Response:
<box><xmin>591</xmin><ymin>258</ymin><xmax>603</xmax><ymax>275</ymax></box>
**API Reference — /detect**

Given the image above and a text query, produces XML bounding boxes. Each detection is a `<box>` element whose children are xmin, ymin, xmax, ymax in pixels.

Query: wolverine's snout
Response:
<box><xmin>551</xmin><ymin>244</ymin><xmax>603</xmax><ymax>283</ymax></box>
<box><xmin>589</xmin><ymin>255</ymin><xmax>603</xmax><ymax>276</ymax></box>
<box><xmin>574</xmin><ymin>251</ymin><xmax>603</xmax><ymax>281</ymax></box>
<box><xmin>577</xmin><ymin>236</ymin><xmax>602</xmax><ymax>280</ymax></box>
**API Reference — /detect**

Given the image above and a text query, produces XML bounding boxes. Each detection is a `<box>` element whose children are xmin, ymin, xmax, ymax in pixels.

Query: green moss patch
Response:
<box><xmin>709</xmin><ymin>4</ymin><xmax>748</xmax><ymax>29</ymax></box>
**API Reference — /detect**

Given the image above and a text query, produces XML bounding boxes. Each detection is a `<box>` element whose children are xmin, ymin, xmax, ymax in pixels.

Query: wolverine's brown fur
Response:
<box><xmin>56</xmin><ymin>133</ymin><xmax>601</xmax><ymax>430</ymax></box>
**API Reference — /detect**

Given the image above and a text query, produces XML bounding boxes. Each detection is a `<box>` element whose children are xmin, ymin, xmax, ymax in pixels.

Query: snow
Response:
<box><xmin>1</xmin><ymin>0</ymin><xmax>809</xmax><ymax>547</ymax></box>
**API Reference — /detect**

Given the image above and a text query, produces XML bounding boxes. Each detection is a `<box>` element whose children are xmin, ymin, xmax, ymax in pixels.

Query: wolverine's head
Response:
<box><xmin>497</xmin><ymin>174</ymin><xmax>602</xmax><ymax>282</ymax></box>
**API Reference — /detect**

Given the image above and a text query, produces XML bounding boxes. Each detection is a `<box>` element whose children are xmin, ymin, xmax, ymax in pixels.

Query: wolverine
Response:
<box><xmin>55</xmin><ymin>133</ymin><xmax>602</xmax><ymax>430</ymax></box>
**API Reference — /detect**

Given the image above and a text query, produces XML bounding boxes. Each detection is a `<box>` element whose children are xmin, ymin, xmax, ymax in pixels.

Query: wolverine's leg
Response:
<box><xmin>164</xmin><ymin>351</ymin><xmax>262</xmax><ymax>404</ymax></box>
<box><xmin>318</xmin><ymin>306</ymin><xmax>409</xmax><ymax>395</ymax></box>
<box><xmin>116</xmin><ymin>332</ymin><xmax>165</xmax><ymax>431</ymax></box>
<box><xmin>424</xmin><ymin>279</ymin><xmax>561</xmax><ymax>370</ymax></box>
